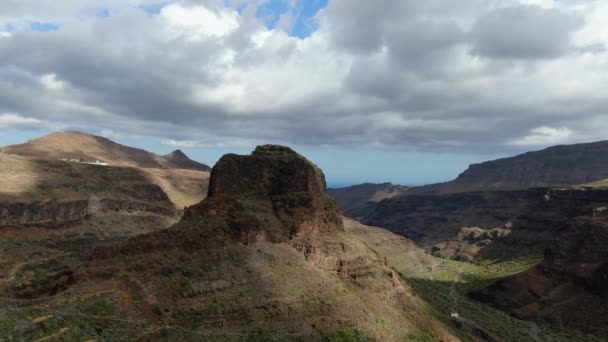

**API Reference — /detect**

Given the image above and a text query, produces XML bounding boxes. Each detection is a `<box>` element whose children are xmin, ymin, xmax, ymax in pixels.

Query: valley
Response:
<box><xmin>1</xmin><ymin>133</ymin><xmax>608</xmax><ymax>341</ymax></box>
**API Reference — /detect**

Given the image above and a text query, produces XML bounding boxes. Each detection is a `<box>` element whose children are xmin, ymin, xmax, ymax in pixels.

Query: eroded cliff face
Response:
<box><xmin>472</xmin><ymin>216</ymin><xmax>608</xmax><ymax>337</ymax></box>
<box><xmin>0</xmin><ymin>199</ymin><xmax>176</xmax><ymax>226</ymax></box>
<box><xmin>363</xmin><ymin>187</ymin><xmax>608</xmax><ymax>260</ymax></box>
<box><xmin>182</xmin><ymin>145</ymin><xmax>343</xmax><ymax>243</ymax></box>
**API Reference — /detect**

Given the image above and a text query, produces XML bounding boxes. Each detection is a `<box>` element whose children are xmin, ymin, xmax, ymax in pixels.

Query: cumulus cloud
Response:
<box><xmin>0</xmin><ymin>0</ymin><xmax>606</xmax><ymax>153</ymax></box>
<box><xmin>509</xmin><ymin>126</ymin><xmax>573</xmax><ymax>146</ymax></box>
<box><xmin>40</xmin><ymin>73</ymin><xmax>66</xmax><ymax>91</ymax></box>
<box><xmin>161</xmin><ymin>138</ymin><xmax>258</xmax><ymax>148</ymax></box>
<box><xmin>0</xmin><ymin>113</ymin><xmax>51</xmax><ymax>129</ymax></box>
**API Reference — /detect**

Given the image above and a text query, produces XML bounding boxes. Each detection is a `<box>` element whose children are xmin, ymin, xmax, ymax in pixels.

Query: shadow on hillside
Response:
<box><xmin>403</xmin><ymin>276</ymin><xmax>602</xmax><ymax>342</ymax></box>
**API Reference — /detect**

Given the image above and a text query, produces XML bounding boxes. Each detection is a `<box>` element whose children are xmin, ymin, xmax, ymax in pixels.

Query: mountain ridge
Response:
<box><xmin>3</xmin><ymin>131</ymin><xmax>211</xmax><ymax>172</ymax></box>
<box><xmin>1</xmin><ymin>145</ymin><xmax>462</xmax><ymax>341</ymax></box>
<box><xmin>417</xmin><ymin>140</ymin><xmax>608</xmax><ymax>194</ymax></box>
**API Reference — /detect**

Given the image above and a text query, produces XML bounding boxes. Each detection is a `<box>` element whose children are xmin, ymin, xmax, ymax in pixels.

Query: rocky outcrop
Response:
<box><xmin>472</xmin><ymin>217</ymin><xmax>608</xmax><ymax>338</ymax></box>
<box><xmin>182</xmin><ymin>145</ymin><xmax>343</xmax><ymax>243</ymax></box>
<box><xmin>98</xmin><ymin>145</ymin><xmax>344</xmax><ymax>257</ymax></box>
<box><xmin>363</xmin><ymin>189</ymin><xmax>537</xmax><ymax>244</ymax></box>
<box><xmin>0</xmin><ymin>199</ymin><xmax>177</xmax><ymax>226</ymax></box>
<box><xmin>364</xmin><ymin>187</ymin><xmax>608</xmax><ymax>260</ymax></box>
<box><xmin>431</xmin><ymin>227</ymin><xmax>512</xmax><ymax>261</ymax></box>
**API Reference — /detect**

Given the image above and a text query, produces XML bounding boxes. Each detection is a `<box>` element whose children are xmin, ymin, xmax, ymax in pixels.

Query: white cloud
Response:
<box><xmin>160</xmin><ymin>4</ymin><xmax>239</xmax><ymax>39</ymax></box>
<box><xmin>161</xmin><ymin>139</ymin><xmax>206</xmax><ymax>148</ymax></box>
<box><xmin>161</xmin><ymin>138</ymin><xmax>256</xmax><ymax>148</ymax></box>
<box><xmin>0</xmin><ymin>0</ymin><xmax>606</xmax><ymax>153</ymax></box>
<box><xmin>0</xmin><ymin>113</ymin><xmax>49</xmax><ymax>129</ymax></box>
<box><xmin>40</xmin><ymin>73</ymin><xmax>66</xmax><ymax>91</ymax></box>
<box><xmin>509</xmin><ymin>126</ymin><xmax>573</xmax><ymax>146</ymax></box>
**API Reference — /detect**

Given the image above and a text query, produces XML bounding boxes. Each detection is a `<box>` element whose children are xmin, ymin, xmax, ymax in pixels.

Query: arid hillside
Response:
<box><xmin>3</xmin><ymin>131</ymin><xmax>211</xmax><ymax>171</ymax></box>
<box><xmin>0</xmin><ymin>146</ymin><xmax>461</xmax><ymax>342</ymax></box>
<box><xmin>0</xmin><ymin>152</ymin><xmax>180</xmax><ymax>300</ymax></box>
<box><xmin>2</xmin><ymin>131</ymin><xmax>211</xmax><ymax>210</ymax></box>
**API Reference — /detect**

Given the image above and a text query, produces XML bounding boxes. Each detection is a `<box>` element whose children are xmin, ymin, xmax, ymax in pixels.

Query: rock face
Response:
<box><xmin>472</xmin><ymin>217</ymin><xmax>608</xmax><ymax>337</ymax></box>
<box><xmin>363</xmin><ymin>186</ymin><xmax>608</xmax><ymax>260</ymax></box>
<box><xmin>0</xmin><ymin>199</ymin><xmax>175</xmax><ymax>226</ymax></box>
<box><xmin>416</xmin><ymin>140</ymin><xmax>608</xmax><ymax>194</ymax></box>
<box><xmin>182</xmin><ymin>145</ymin><xmax>343</xmax><ymax>243</ymax></box>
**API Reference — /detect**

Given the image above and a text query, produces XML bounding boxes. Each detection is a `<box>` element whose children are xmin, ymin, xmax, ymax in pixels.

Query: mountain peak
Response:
<box><xmin>182</xmin><ymin>145</ymin><xmax>343</xmax><ymax>243</ymax></box>
<box><xmin>165</xmin><ymin>149</ymin><xmax>187</xmax><ymax>157</ymax></box>
<box><xmin>163</xmin><ymin>148</ymin><xmax>210</xmax><ymax>171</ymax></box>
<box><xmin>3</xmin><ymin>131</ymin><xmax>211</xmax><ymax>172</ymax></box>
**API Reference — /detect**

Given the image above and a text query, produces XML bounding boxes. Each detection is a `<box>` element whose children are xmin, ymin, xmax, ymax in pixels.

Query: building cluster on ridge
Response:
<box><xmin>58</xmin><ymin>158</ymin><xmax>108</xmax><ymax>166</ymax></box>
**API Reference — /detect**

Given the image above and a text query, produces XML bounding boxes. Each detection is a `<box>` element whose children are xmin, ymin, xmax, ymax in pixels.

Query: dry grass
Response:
<box><xmin>140</xmin><ymin>168</ymin><xmax>209</xmax><ymax>209</ymax></box>
<box><xmin>0</xmin><ymin>153</ymin><xmax>41</xmax><ymax>194</ymax></box>
<box><xmin>3</xmin><ymin>131</ymin><xmax>166</xmax><ymax>168</ymax></box>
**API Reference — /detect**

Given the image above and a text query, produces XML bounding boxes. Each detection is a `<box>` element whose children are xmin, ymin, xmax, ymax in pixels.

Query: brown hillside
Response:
<box><xmin>0</xmin><ymin>146</ymin><xmax>463</xmax><ymax>341</ymax></box>
<box><xmin>3</xmin><ymin>131</ymin><xmax>211</xmax><ymax>171</ymax></box>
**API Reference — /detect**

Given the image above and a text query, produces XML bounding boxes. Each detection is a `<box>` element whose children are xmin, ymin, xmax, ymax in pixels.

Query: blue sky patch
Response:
<box><xmin>256</xmin><ymin>0</ymin><xmax>328</xmax><ymax>38</ymax></box>
<box><xmin>98</xmin><ymin>9</ymin><xmax>111</xmax><ymax>18</ymax></box>
<box><xmin>29</xmin><ymin>22</ymin><xmax>59</xmax><ymax>32</ymax></box>
<box><xmin>291</xmin><ymin>0</ymin><xmax>327</xmax><ymax>38</ymax></box>
<box><xmin>140</xmin><ymin>2</ymin><xmax>167</xmax><ymax>15</ymax></box>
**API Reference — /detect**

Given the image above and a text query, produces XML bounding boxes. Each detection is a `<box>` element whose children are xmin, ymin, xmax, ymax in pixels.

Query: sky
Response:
<box><xmin>0</xmin><ymin>0</ymin><xmax>607</xmax><ymax>186</ymax></box>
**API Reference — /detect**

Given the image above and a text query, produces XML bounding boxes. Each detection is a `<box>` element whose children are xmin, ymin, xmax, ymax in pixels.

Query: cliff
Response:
<box><xmin>181</xmin><ymin>145</ymin><xmax>343</xmax><ymax>243</ymax></box>
<box><xmin>363</xmin><ymin>186</ymin><xmax>608</xmax><ymax>260</ymax></box>
<box><xmin>417</xmin><ymin>140</ymin><xmax>608</xmax><ymax>194</ymax></box>
<box><xmin>472</xmin><ymin>216</ymin><xmax>608</xmax><ymax>337</ymax></box>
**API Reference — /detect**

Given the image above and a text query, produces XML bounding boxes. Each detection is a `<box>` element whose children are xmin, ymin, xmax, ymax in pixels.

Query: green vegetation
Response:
<box><xmin>400</xmin><ymin>255</ymin><xmax>600</xmax><ymax>341</ymax></box>
<box><xmin>82</xmin><ymin>300</ymin><xmax>115</xmax><ymax>316</ymax></box>
<box><xmin>321</xmin><ymin>329</ymin><xmax>372</xmax><ymax>342</ymax></box>
<box><xmin>344</xmin><ymin>219</ymin><xmax>602</xmax><ymax>342</ymax></box>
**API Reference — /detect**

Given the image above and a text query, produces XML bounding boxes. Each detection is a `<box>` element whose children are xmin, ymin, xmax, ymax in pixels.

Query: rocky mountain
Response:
<box><xmin>2</xmin><ymin>131</ymin><xmax>211</xmax><ymax>210</ymax></box>
<box><xmin>0</xmin><ymin>133</ymin><xmax>209</xmax><ymax>311</ymax></box>
<box><xmin>473</xmin><ymin>214</ymin><xmax>608</xmax><ymax>337</ymax></box>
<box><xmin>181</xmin><ymin>145</ymin><xmax>343</xmax><ymax>243</ymax></box>
<box><xmin>0</xmin><ymin>145</ymin><xmax>460</xmax><ymax>341</ymax></box>
<box><xmin>419</xmin><ymin>140</ymin><xmax>608</xmax><ymax>194</ymax></box>
<box><xmin>328</xmin><ymin>140</ymin><xmax>608</xmax><ymax>262</ymax></box>
<box><xmin>164</xmin><ymin>149</ymin><xmax>211</xmax><ymax>172</ymax></box>
<box><xmin>3</xmin><ymin>131</ymin><xmax>211</xmax><ymax>171</ymax></box>
<box><xmin>363</xmin><ymin>185</ymin><xmax>608</xmax><ymax>260</ymax></box>
<box><xmin>328</xmin><ymin>183</ymin><xmax>409</xmax><ymax>220</ymax></box>
<box><xmin>1</xmin><ymin>144</ymin><xmax>596</xmax><ymax>341</ymax></box>
<box><xmin>0</xmin><ymin>152</ymin><xmax>180</xmax><ymax>299</ymax></box>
